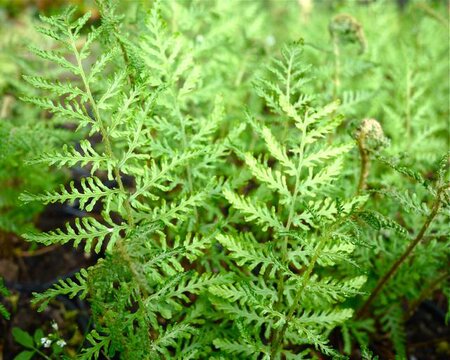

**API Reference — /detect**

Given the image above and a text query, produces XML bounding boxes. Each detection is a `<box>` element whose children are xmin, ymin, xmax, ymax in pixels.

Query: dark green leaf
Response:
<box><xmin>13</xmin><ymin>350</ymin><xmax>35</xmax><ymax>360</ymax></box>
<box><xmin>12</xmin><ymin>328</ymin><xmax>34</xmax><ymax>349</ymax></box>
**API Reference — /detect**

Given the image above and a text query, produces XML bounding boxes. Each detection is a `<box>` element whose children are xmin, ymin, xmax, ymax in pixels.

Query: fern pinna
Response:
<box><xmin>211</xmin><ymin>43</ymin><xmax>366</xmax><ymax>358</ymax></box>
<box><xmin>20</xmin><ymin>3</ymin><xmax>232</xmax><ymax>358</ymax></box>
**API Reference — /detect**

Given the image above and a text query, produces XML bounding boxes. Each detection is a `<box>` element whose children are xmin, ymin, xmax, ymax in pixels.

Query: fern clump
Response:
<box><xmin>2</xmin><ymin>0</ymin><xmax>448</xmax><ymax>358</ymax></box>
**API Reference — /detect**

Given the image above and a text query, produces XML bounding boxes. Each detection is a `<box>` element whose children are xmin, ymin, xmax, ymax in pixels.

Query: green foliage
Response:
<box><xmin>0</xmin><ymin>277</ymin><xmax>10</xmax><ymax>320</ymax></box>
<box><xmin>214</xmin><ymin>41</ymin><xmax>368</xmax><ymax>358</ymax></box>
<box><xmin>2</xmin><ymin>0</ymin><xmax>448</xmax><ymax>358</ymax></box>
<box><xmin>12</xmin><ymin>326</ymin><xmax>68</xmax><ymax>359</ymax></box>
<box><xmin>0</xmin><ymin>11</ymin><xmax>73</xmax><ymax>236</ymax></box>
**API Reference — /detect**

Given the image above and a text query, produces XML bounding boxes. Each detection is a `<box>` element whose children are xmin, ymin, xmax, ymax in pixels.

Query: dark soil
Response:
<box><xmin>0</xmin><ymin>203</ymin><xmax>97</xmax><ymax>359</ymax></box>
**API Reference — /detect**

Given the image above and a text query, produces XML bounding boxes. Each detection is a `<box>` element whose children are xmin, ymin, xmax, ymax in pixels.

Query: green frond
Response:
<box><xmin>0</xmin><ymin>277</ymin><xmax>10</xmax><ymax>320</ymax></box>
<box><xmin>285</xmin><ymin>325</ymin><xmax>336</xmax><ymax>357</ymax></box>
<box><xmin>376</xmin><ymin>155</ymin><xmax>426</xmax><ymax>186</ymax></box>
<box><xmin>97</xmin><ymin>70</ymin><xmax>127</xmax><ymax>111</ymax></box>
<box><xmin>134</xmin><ymin>190</ymin><xmax>209</xmax><ymax>227</ymax></box>
<box><xmin>80</xmin><ymin>26</ymin><xmax>103</xmax><ymax>60</ymax></box>
<box><xmin>213</xmin><ymin>300</ymin><xmax>276</xmax><ymax>334</ymax></box>
<box><xmin>31</xmin><ymin>269</ymin><xmax>89</xmax><ymax>312</ymax></box>
<box><xmin>131</xmin><ymin>152</ymin><xmax>202</xmax><ymax>203</ymax></box>
<box><xmin>20</xmin><ymin>176</ymin><xmax>123</xmax><ymax>212</ymax></box>
<box><xmin>252</xmin><ymin>121</ymin><xmax>297</xmax><ymax>177</ymax></box>
<box><xmin>29</xmin><ymin>47</ymin><xmax>80</xmax><ymax>75</ymax></box>
<box><xmin>175</xmin><ymin>232</ymin><xmax>213</xmax><ymax>262</ymax></box>
<box><xmin>244</xmin><ymin>152</ymin><xmax>291</xmax><ymax>204</ymax></box>
<box><xmin>298</xmin><ymin>158</ymin><xmax>344</xmax><ymax>197</ymax></box>
<box><xmin>210</xmin><ymin>279</ymin><xmax>278</xmax><ymax>306</ymax></box>
<box><xmin>378</xmin><ymin>304</ymin><xmax>406</xmax><ymax>358</ymax></box>
<box><xmin>302</xmin><ymin>275</ymin><xmax>366</xmax><ymax>305</ymax></box>
<box><xmin>22</xmin><ymin>75</ymin><xmax>87</xmax><ymax>101</ymax></box>
<box><xmin>0</xmin><ymin>303</ymin><xmax>9</xmax><ymax>321</ymax></box>
<box><xmin>223</xmin><ymin>188</ymin><xmax>284</xmax><ymax>232</ymax></box>
<box><xmin>217</xmin><ymin>233</ymin><xmax>290</xmax><ymax>278</ymax></box>
<box><xmin>139</xmin><ymin>0</ymin><xmax>189</xmax><ymax>85</ymax></box>
<box><xmin>295</xmin><ymin>308</ymin><xmax>354</xmax><ymax>327</ymax></box>
<box><xmin>21</xmin><ymin>96</ymin><xmax>93</xmax><ymax>125</ymax></box>
<box><xmin>28</xmin><ymin>140</ymin><xmax>114</xmax><ymax>178</ymax></box>
<box><xmin>213</xmin><ymin>338</ymin><xmax>269</xmax><ymax>359</ymax></box>
<box><xmin>254</xmin><ymin>42</ymin><xmax>310</xmax><ymax>116</ymax></box>
<box><xmin>151</xmin><ymin>323</ymin><xmax>196</xmax><ymax>358</ymax></box>
<box><xmin>87</xmin><ymin>46</ymin><xmax>119</xmax><ymax>83</ymax></box>
<box><xmin>172</xmin><ymin>273</ymin><xmax>231</xmax><ymax>300</ymax></box>
<box><xmin>377</xmin><ymin>189</ymin><xmax>430</xmax><ymax>216</ymax></box>
<box><xmin>302</xmin><ymin>116</ymin><xmax>343</xmax><ymax>147</ymax></box>
<box><xmin>23</xmin><ymin>216</ymin><xmax>126</xmax><ymax>253</ymax></box>
<box><xmin>358</xmin><ymin>210</ymin><xmax>409</xmax><ymax>237</ymax></box>
<box><xmin>301</xmin><ymin>143</ymin><xmax>353</xmax><ymax>168</ymax></box>
<box><xmin>340</xmin><ymin>90</ymin><xmax>372</xmax><ymax>114</ymax></box>
<box><xmin>79</xmin><ymin>329</ymin><xmax>111</xmax><ymax>360</ymax></box>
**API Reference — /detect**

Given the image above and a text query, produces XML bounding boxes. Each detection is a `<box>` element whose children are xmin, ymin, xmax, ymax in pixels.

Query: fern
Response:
<box><xmin>4</xmin><ymin>1</ymin><xmax>447</xmax><ymax>358</ymax></box>
<box><xmin>0</xmin><ymin>277</ymin><xmax>10</xmax><ymax>320</ymax></box>
<box><xmin>31</xmin><ymin>269</ymin><xmax>89</xmax><ymax>312</ymax></box>
<box><xmin>18</xmin><ymin>3</ymin><xmax>231</xmax><ymax>357</ymax></box>
<box><xmin>215</xmin><ymin>42</ymin><xmax>366</xmax><ymax>358</ymax></box>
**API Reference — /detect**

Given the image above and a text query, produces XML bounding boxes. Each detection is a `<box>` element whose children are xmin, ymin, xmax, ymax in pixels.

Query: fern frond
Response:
<box><xmin>21</xmin><ymin>96</ymin><xmax>93</xmax><ymax>125</ymax></box>
<box><xmin>378</xmin><ymin>304</ymin><xmax>406</xmax><ymax>358</ymax></box>
<box><xmin>285</xmin><ymin>325</ymin><xmax>336</xmax><ymax>357</ymax></box>
<box><xmin>243</xmin><ymin>152</ymin><xmax>291</xmax><ymax>204</ymax></box>
<box><xmin>23</xmin><ymin>75</ymin><xmax>87</xmax><ymax>101</ymax></box>
<box><xmin>23</xmin><ymin>216</ymin><xmax>126</xmax><ymax>253</ymax></box>
<box><xmin>20</xmin><ymin>176</ymin><xmax>123</xmax><ymax>212</ymax></box>
<box><xmin>223</xmin><ymin>188</ymin><xmax>284</xmax><ymax>232</ymax></box>
<box><xmin>31</xmin><ymin>269</ymin><xmax>88</xmax><ymax>311</ymax></box>
<box><xmin>28</xmin><ymin>140</ymin><xmax>113</xmax><ymax>177</ymax></box>
<box><xmin>213</xmin><ymin>338</ymin><xmax>270</xmax><ymax>359</ymax></box>
<box><xmin>217</xmin><ymin>233</ymin><xmax>290</xmax><ymax>278</ymax></box>
<box><xmin>210</xmin><ymin>278</ymin><xmax>279</xmax><ymax>308</ymax></box>
<box><xmin>151</xmin><ymin>323</ymin><xmax>196</xmax><ymax>358</ymax></box>
<box><xmin>134</xmin><ymin>190</ymin><xmax>209</xmax><ymax>227</ymax></box>
<box><xmin>295</xmin><ymin>308</ymin><xmax>354</xmax><ymax>327</ymax></box>
<box><xmin>301</xmin><ymin>143</ymin><xmax>353</xmax><ymax>168</ymax></box>
<box><xmin>130</xmin><ymin>152</ymin><xmax>202</xmax><ymax>203</ymax></box>
<box><xmin>252</xmin><ymin>121</ymin><xmax>297</xmax><ymax>177</ymax></box>
<box><xmin>29</xmin><ymin>46</ymin><xmax>80</xmax><ymax>75</ymax></box>
<box><xmin>213</xmin><ymin>300</ymin><xmax>278</xmax><ymax>334</ymax></box>
<box><xmin>298</xmin><ymin>158</ymin><xmax>344</xmax><ymax>196</ymax></box>
<box><xmin>302</xmin><ymin>275</ymin><xmax>366</xmax><ymax>305</ymax></box>
<box><xmin>79</xmin><ymin>329</ymin><xmax>111</xmax><ymax>360</ymax></box>
<box><xmin>0</xmin><ymin>278</ymin><xmax>10</xmax><ymax>320</ymax></box>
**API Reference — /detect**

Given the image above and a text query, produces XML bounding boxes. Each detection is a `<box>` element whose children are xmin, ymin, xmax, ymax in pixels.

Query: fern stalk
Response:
<box><xmin>357</xmin><ymin>185</ymin><xmax>447</xmax><ymax>318</ymax></box>
<box><xmin>274</xmin><ymin>118</ymin><xmax>308</xmax><ymax>314</ymax></box>
<box><xmin>356</xmin><ymin>131</ymin><xmax>370</xmax><ymax>193</ymax></box>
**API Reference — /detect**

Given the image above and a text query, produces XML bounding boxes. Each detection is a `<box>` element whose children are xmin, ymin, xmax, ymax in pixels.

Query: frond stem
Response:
<box><xmin>274</xmin><ymin>118</ymin><xmax>308</xmax><ymax>322</ymax></box>
<box><xmin>271</xmin><ymin>231</ymin><xmax>329</xmax><ymax>358</ymax></box>
<box><xmin>356</xmin><ymin>186</ymin><xmax>444</xmax><ymax>318</ymax></box>
<box><xmin>357</xmin><ymin>134</ymin><xmax>370</xmax><ymax>193</ymax></box>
